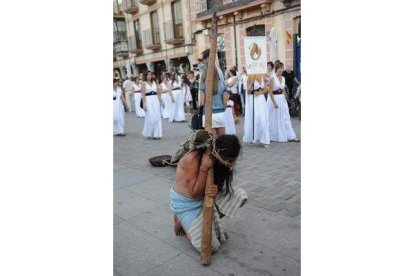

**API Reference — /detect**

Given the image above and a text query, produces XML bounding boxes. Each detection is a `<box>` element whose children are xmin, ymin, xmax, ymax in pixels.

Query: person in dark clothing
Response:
<box><xmin>188</xmin><ymin>71</ymin><xmax>199</xmax><ymax>110</ymax></box>
<box><xmin>282</xmin><ymin>63</ymin><xmax>301</xmax><ymax>99</ymax></box>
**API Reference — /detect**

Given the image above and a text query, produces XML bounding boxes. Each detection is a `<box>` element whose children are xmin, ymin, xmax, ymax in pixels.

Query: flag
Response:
<box><xmin>285</xmin><ymin>31</ymin><xmax>292</xmax><ymax>44</ymax></box>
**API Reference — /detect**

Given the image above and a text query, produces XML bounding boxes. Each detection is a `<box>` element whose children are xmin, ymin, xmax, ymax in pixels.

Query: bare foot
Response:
<box><xmin>240</xmin><ymin>198</ymin><xmax>248</xmax><ymax>208</ymax></box>
<box><xmin>224</xmin><ymin>232</ymin><xmax>229</xmax><ymax>240</ymax></box>
<box><xmin>174</xmin><ymin>215</ymin><xmax>185</xmax><ymax>236</ymax></box>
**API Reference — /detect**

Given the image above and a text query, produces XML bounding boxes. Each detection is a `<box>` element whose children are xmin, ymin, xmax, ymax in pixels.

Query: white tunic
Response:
<box><xmin>242</xmin><ymin>79</ymin><xmax>270</xmax><ymax>144</ymax></box>
<box><xmin>113</xmin><ymin>87</ymin><xmax>125</xmax><ymax>135</ymax></box>
<box><xmin>133</xmin><ymin>82</ymin><xmax>145</xmax><ymax>118</ymax></box>
<box><xmin>160</xmin><ymin>82</ymin><xmax>172</xmax><ymax>119</ymax></box>
<box><xmin>224</xmin><ymin>100</ymin><xmax>236</xmax><ymax>135</ymax></box>
<box><xmin>267</xmin><ymin>75</ymin><xmax>297</xmax><ymax>142</ymax></box>
<box><xmin>142</xmin><ymin>82</ymin><xmax>162</xmax><ymax>138</ymax></box>
<box><xmin>168</xmin><ymin>80</ymin><xmax>186</xmax><ymax>122</ymax></box>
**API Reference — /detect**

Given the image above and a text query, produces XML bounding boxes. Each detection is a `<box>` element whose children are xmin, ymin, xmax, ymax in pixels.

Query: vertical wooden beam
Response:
<box><xmin>200</xmin><ymin>11</ymin><xmax>218</xmax><ymax>266</ymax></box>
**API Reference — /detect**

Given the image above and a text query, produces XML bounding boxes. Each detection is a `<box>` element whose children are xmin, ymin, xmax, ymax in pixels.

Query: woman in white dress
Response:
<box><xmin>113</xmin><ymin>78</ymin><xmax>127</xmax><ymax>136</ymax></box>
<box><xmin>181</xmin><ymin>75</ymin><xmax>193</xmax><ymax>115</ymax></box>
<box><xmin>267</xmin><ymin>63</ymin><xmax>299</xmax><ymax>142</ymax></box>
<box><xmin>224</xmin><ymin>99</ymin><xmax>236</xmax><ymax>135</ymax></box>
<box><xmin>133</xmin><ymin>76</ymin><xmax>145</xmax><ymax>118</ymax></box>
<box><xmin>159</xmin><ymin>73</ymin><xmax>173</xmax><ymax>119</ymax></box>
<box><xmin>141</xmin><ymin>71</ymin><xmax>163</xmax><ymax>139</ymax></box>
<box><xmin>168</xmin><ymin>72</ymin><xmax>186</xmax><ymax>123</ymax></box>
<box><xmin>242</xmin><ymin>77</ymin><xmax>270</xmax><ymax>148</ymax></box>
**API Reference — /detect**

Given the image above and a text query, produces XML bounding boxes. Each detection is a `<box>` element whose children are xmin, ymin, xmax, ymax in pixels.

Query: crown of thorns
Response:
<box><xmin>190</xmin><ymin>130</ymin><xmax>234</xmax><ymax>169</ymax></box>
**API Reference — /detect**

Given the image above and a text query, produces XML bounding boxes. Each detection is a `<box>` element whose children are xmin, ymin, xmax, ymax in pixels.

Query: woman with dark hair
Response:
<box><xmin>267</xmin><ymin>63</ymin><xmax>299</xmax><ymax>142</ymax></box>
<box><xmin>133</xmin><ymin>75</ymin><xmax>145</xmax><ymax>118</ymax></box>
<box><xmin>169</xmin><ymin>72</ymin><xmax>186</xmax><ymax>122</ymax></box>
<box><xmin>242</xmin><ymin>75</ymin><xmax>271</xmax><ymax>148</ymax></box>
<box><xmin>170</xmin><ymin>131</ymin><xmax>248</xmax><ymax>252</ymax></box>
<box><xmin>113</xmin><ymin>78</ymin><xmax>127</xmax><ymax>136</ymax></box>
<box><xmin>141</xmin><ymin>71</ymin><xmax>163</xmax><ymax>139</ymax></box>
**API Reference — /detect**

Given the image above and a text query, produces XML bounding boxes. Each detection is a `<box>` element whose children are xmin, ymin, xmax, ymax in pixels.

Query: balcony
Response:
<box><xmin>128</xmin><ymin>36</ymin><xmax>143</xmax><ymax>55</ymax></box>
<box><xmin>123</xmin><ymin>0</ymin><xmax>139</xmax><ymax>15</ymax></box>
<box><xmin>114</xmin><ymin>41</ymin><xmax>129</xmax><ymax>58</ymax></box>
<box><xmin>113</xmin><ymin>31</ymin><xmax>128</xmax><ymax>43</ymax></box>
<box><xmin>196</xmin><ymin>0</ymin><xmax>272</xmax><ymax>22</ymax></box>
<box><xmin>143</xmin><ymin>28</ymin><xmax>161</xmax><ymax>50</ymax></box>
<box><xmin>164</xmin><ymin>19</ymin><xmax>184</xmax><ymax>45</ymax></box>
<box><xmin>139</xmin><ymin>0</ymin><xmax>156</xmax><ymax>5</ymax></box>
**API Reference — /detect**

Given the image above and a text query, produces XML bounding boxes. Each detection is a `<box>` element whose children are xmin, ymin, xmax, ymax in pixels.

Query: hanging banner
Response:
<box><xmin>244</xmin><ymin>36</ymin><xmax>267</xmax><ymax>75</ymax></box>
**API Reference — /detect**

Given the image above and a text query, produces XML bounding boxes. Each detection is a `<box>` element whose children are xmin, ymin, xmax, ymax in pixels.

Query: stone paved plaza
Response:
<box><xmin>114</xmin><ymin>111</ymin><xmax>301</xmax><ymax>276</ymax></box>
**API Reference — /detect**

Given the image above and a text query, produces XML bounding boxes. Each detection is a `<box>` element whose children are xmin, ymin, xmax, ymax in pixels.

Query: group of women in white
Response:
<box><xmin>225</xmin><ymin>61</ymin><xmax>299</xmax><ymax>148</ymax></box>
<box><xmin>113</xmin><ymin>70</ymin><xmax>192</xmax><ymax>139</ymax></box>
<box><xmin>114</xmin><ymin>61</ymin><xmax>299</xmax><ymax>147</ymax></box>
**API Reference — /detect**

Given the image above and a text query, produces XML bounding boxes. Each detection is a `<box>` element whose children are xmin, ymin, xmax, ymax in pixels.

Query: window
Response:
<box><xmin>150</xmin><ymin>11</ymin><xmax>160</xmax><ymax>43</ymax></box>
<box><xmin>246</xmin><ymin>25</ymin><xmax>265</xmax><ymax>36</ymax></box>
<box><xmin>172</xmin><ymin>0</ymin><xmax>182</xmax><ymax>21</ymax></box>
<box><xmin>133</xmin><ymin>19</ymin><xmax>142</xmax><ymax>48</ymax></box>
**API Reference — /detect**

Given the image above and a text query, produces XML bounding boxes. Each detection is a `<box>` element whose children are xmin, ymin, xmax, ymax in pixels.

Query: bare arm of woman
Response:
<box><xmin>167</xmin><ymin>82</ymin><xmax>175</xmax><ymax>103</ymax></box>
<box><xmin>141</xmin><ymin>83</ymin><xmax>147</xmax><ymax>111</ymax></box>
<box><xmin>157</xmin><ymin>86</ymin><xmax>164</xmax><ymax>106</ymax></box>
<box><xmin>199</xmin><ymin>90</ymin><xmax>205</xmax><ymax>107</ymax></box>
<box><xmin>268</xmin><ymin>78</ymin><xmax>278</xmax><ymax>108</ymax></box>
<box><xmin>223</xmin><ymin>91</ymin><xmax>230</xmax><ymax>107</ymax></box>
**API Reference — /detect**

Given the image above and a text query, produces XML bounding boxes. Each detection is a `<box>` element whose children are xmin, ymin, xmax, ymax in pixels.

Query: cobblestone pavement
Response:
<box><xmin>114</xmin><ymin>111</ymin><xmax>301</xmax><ymax>276</ymax></box>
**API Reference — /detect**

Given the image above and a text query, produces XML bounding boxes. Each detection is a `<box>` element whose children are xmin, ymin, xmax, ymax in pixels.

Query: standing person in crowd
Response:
<box><xmin>181</xmin><ymin>75</ymin><xmax>193</xmax><ymax>115</ymax></box>
<box><xmin>264</xmin><ymin>62</ymin><xmax>275</xmax><ymax>101</ymax></box>
<box><xmin>141</xmin><ymin>71</ymin><xmax>163</xmax><ymax>139</ymax></box>
<box><xmin>238</xmin><ymin>67</ymin><xmax>248</xmax><ymax>116</ymax></box>
<box><xmin>122</xmin><ymin>76</ymin><xmax>134</xmax><ymax>113</ymax></box>
<box><xmin>169</xmin><ymin>72</ymin><xmax>186</xmax><ymax>123</ymax></box>
<box><xmin>133</xmin><ymin>75</ymin><xmax>145</xmax><ymax>118</ymax></box>
<box><xmin>199</xmin><ymin>49</ymin><xmax>228</xmax><ymax>136</ymax></box>
<box><xmin>159</xmin><ymin>72</ymin><xmax>174</xmax><ymax>119</ymax></box>
<box><xmin>268</xmin><ymin>63</ymin><xmax>299</xmax><ymax>142</ymax></box>
<box><xmin>227</xmin><ymin>68</ymin><xmax>242</xmax><ymax>116</ymax></box>
<box><xmin>188</xmin><ymin>71</ymin><xmax>198</xmax><ymax>110</ymax></box>
<box><xmin>170</xmin><ymin>131</ymin><xmax>248</xmax><ymax>253</ymax></box>
<box><xmin>242</xmin><ymin>76</ymin><xmax>270</xmax><ymax>148</ymax></box>
<box><xmin>282</xmin><ymin>63</ymin><xmax>301</xmax><ymax>102</ymax></box>
<box><xmin>224</xmin><ymin>99</ymin><xmax>236</xmax><ymax>135</ymax></box>
<box><xmin>113</xmin><ymin>78</ymin><xmax>127</xmax><ymax>136</ymax></box>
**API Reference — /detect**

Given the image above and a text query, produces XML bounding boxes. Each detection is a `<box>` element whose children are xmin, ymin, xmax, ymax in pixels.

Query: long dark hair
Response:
<box><xmin>212</xmin><ymin>135</ymin><xmax>241</xmax><ymax>197</ymax></box>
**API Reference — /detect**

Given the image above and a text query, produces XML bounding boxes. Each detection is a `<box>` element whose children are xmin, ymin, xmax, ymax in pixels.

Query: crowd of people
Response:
<box><xmin>113</xmin><ymin>48</ymin><xmax>301</xmax><ymax>253</ymax></box>
<box><xmin>113</xmin><ymin>50</ymin><xmax>301</xmax><ymax>147</ymax></box>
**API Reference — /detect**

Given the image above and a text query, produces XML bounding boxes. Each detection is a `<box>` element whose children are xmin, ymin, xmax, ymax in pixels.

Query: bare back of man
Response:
<box><xmin>172</xmin><ymin>150</ymin><xmax>216</xmax><ymax>237</ymax></box>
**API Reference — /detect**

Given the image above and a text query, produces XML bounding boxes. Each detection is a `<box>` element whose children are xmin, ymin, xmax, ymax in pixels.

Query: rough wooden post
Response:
<box><xmin>200</xmin><ymin>11</ymin><xmax>218</xmax><ymax>266</ymax></box>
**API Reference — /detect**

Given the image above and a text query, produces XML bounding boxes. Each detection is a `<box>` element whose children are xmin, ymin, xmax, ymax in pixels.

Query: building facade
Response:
<box><xmin>113</xmin><ymin>0</ymin><xmax>301</xmax><ymax>80</ymax></box>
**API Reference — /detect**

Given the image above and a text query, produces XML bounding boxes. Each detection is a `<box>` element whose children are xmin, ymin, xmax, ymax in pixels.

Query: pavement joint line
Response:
<box><xmin>122</xmin><ymin>215</ymin><xmax>191</xmax><ymax>254</ymax></box>
<box><xmin>141</xmin><ymin>251</ymin><xmax>185</xmax><ymax>275</ymax></box>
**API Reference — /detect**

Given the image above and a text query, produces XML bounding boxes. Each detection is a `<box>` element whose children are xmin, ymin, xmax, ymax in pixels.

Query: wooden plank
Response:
<box><xmin>200</xmin><ymin>11</ymin><xmax>218</xmax><ymax>266</ymax></box>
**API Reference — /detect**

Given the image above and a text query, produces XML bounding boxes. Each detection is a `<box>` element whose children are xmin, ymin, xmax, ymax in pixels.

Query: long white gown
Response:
<box><xmin>160</xmin><ymin>82</ymin><xmax>172</xmax><ymax>119</ymax></box>
<box><xmin>142</xmin><ymin>82</ymin><xmax>162</xmax><ymax>138</ymax></box>
<box><xmin>242</xmin><ymin>79</ymin><xmax>270</xmax><ymax>145</ymax></box>
<box><xmin>113</xmin><ymin>87</ymin><xmax>125</xmax><ymax>135</ymax></box>
<box><xmin>168</xmin><ymin>80</ymin><xmax>186</xmax><ymax>122</ymax></box>
<box><xmin>225</xmin><ymin>100</ymin><xmax>236</xmax><ymax>135</ymax></box>
<box><xmin>267</xmin><ymin>76</ymin><xmax>297</xmax><ymax>142</ymax></box>
<box><xmin>133</xmin><ymin>82</ymin><xmax>145</xmax><ymax>118</ymax></box>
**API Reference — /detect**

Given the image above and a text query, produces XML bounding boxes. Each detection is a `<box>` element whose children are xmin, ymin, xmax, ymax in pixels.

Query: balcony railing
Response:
<box><xmin>139</xmin><ymin>0</ymin><xmax>156</xmax><ymax>5</ymax></box>
<box><xmin>113</xmin><ymin>31</ymin><xmax>128</xmax><ymax>43</ymax></box>
<box><xmin>143</xmin><ymin>28</ymin><xmax>161</xmax><ymax>50</ymax></box>
<box><xmin>114</xmin><ymin>41</ymin><xmax>129</xmax><ymax>58</ymax></box>
<box><xmin>128</xmin><ymin>36</ymin><xmax>143</xmax><ymax>54</ymax></box>
<box><xmin>123</xmin><ymin>0</ymin><xmax>139</xmax><ymax>15</ymax></box>
<box><xmin>195</xmin><ymin>0</ymin><xmax>207</xmax><ymax>14</ymax></box>
<box><xmin>164</xmin><ymin>19</ymin><xmax>184</xmax><ymax>45</ymax></box>
<box><xmin>197</xmin><ymin>0</ymin><xmax>272</xmax><ymax>19</ymax></box>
